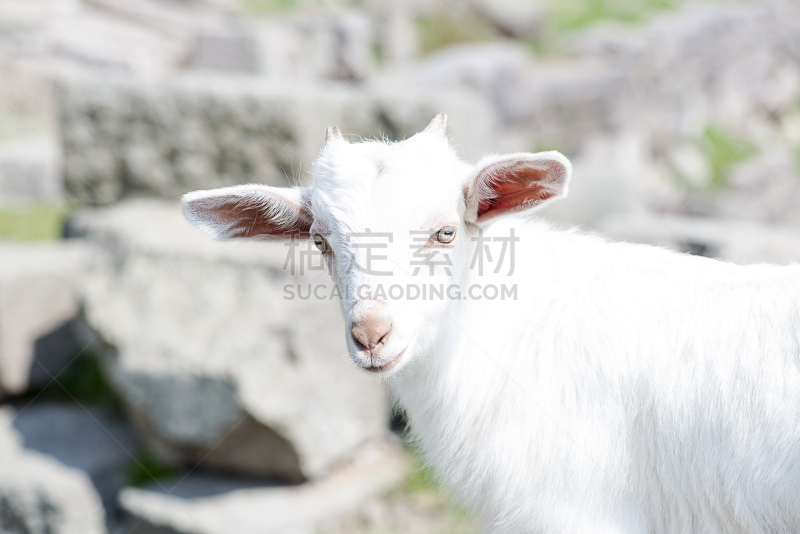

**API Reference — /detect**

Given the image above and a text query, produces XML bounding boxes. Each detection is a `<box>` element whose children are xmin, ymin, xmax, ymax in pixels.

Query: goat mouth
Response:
<box><xmin>363</xmin><ymin>349</ymin><xmax>405</xmax><ymax>373</ymax></box>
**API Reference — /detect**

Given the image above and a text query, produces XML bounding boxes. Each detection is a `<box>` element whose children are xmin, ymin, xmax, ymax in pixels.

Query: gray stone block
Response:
<box><xmin>10</xmin><ymin>402</ymin><xmax>140</xmax><ymax>514</ymax></box>
<box><xmin>0</xmin><ymin>406</ymin><xmax>107</xmax><ymax>534</ymax></box>
<box><xmin>0</xmin><ymin>139</ymin><xmax>63</xmax><ymax>204</ymax></box>
<box><xmin>600</xmin><ymin>213</ymin><xmax>800</xmax><ymax>265</ymax></box>
<box><xmin>117</xmin><ymin>441</ymin><xmax>406</xmax><ymax>534</ymax></box>
<box><xmin>59</xmin><ymin>74</ymin><xmax>493</xmax><ymax>205</ymax></box>
<box><xmin>0</xmin><ymin>242</ymin><xmax>89</xmax><ymax>396</ymax></box>
<box><xmin>66</xmin><ymin>199</ymin><xmax>392</xmax><ymax>482</ymax></box>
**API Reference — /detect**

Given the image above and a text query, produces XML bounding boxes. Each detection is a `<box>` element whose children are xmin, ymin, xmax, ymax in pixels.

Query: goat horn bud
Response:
<box><xmin>325</xmin><ymin>125</ymin><xmax>344</xmax><ymax>144</ymax></box>
<box><xmin>423</xmin><ymin>113</ymin><xmax>447</xmax><ymax>137</ymax></box>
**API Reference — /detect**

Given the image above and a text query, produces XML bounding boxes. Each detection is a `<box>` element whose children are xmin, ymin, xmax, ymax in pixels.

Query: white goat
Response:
<box><xmin>183</xmin><ymin>115</ymin><xmax>800</xmax><ymax>533</ymax></box>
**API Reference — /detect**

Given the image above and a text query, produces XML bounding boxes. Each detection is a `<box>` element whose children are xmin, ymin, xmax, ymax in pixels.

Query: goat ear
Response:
<box><xmin>464</xmin><ymin>151</ymin><xmax>571</xmax><ymax>226</ymax></box>
<box><xmin>182</xmin><ymin>184</ymin><xmax>312</xmax><ymax>240</ymax></box>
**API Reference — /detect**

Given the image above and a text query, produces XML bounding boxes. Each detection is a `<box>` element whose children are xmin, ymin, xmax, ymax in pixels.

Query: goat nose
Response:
<box><xmin>351</xmin><ymin>301</ymin><xmax>392</xmax><ymax>353</ymax></box>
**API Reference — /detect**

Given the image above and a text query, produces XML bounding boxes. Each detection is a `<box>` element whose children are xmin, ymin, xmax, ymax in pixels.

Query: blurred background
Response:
<box><xmin>0</xmin><ymin>0</ymin><xmax>799</xmax><ymax>532</ymax></box>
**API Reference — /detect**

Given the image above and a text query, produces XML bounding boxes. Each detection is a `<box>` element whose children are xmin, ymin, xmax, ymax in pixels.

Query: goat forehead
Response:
<box><xmin>312</xmin><ymin>190</ymin><xmax>456</xmax><ymax>239</ymax></box>
<box><xmin>311</xmin><ymin>138</ymin><xmax>463</xmax><ymax>227</ymax></box>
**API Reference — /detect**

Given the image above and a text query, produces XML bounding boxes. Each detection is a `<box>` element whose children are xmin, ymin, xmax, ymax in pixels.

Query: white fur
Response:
<box><xmin>182</xmin><ymin>122</ymin><xmax>800</xmax><ymax>533</ymax></box>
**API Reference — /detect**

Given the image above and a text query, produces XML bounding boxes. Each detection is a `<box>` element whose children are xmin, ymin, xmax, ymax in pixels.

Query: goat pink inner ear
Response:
<box><xmin>477</xmin><ymin>167</ymin><xmax>553</xmax><ymax>219</ymax></box>
<box><xmin>183</xmin><ymin>185</ymin><xmax>313</xmax><ymax>240</ymax></box>
<box><xmin>216</xmin><ymin>201</ymin><xmax>311</xmax><ymax>239</ymax></box>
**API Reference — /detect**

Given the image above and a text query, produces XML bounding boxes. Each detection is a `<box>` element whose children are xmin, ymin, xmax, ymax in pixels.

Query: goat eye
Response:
<box><xmin>313</xmin><ymin>234</ymin><xmax>330</xmax><ymax>253</ymax></box>
<box><xmin>435</xmin><ymin>226</ymin><xmax>457</xmax><ymax>244</ymax></box>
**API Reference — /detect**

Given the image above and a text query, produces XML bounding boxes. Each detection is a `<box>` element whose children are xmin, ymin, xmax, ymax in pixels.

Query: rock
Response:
<box><xmin>361</xmin><ymin>0</ymin><xmax>421</xmax><ymax>64</ymax></box>
<box><xmin>717</xmin><ymin>149</ymin><xmax>800</xmax><ymax>225</ymax></box>
<box><xmin>676</xmin><ymin>148</ymin><xmax>800</xmax><ymax>225</ymax></box>
<box><xmin>86</xmin><ymin>0</ymin><xmax>243</xmax><ymax>69</ymax></box>
<box><xmin>667</xmin><ymin>143</ymin><xmax>711</xmax><ymax>189</ymax></box>
<box><xmin>567</xmin><ymin>2</ymin><xmax>800</xmax><ymax>145</ymax></box>
<box><xmin>505</xmin><ymin>60</ymin><xmax>633</xmax><ymax>153</ymax></box>
<box><xmin>0</xmin><ymin>138</ymin><xmax>63</xmax><ymax>203</ymax></box>
<box><xmin>12</xmin><ymin>0</ymin><xmax>367</xmax><ymax>80</ymax></box>
<box><xmin>0</xmin><ymin>406</ymin><xmax>107</xmax><ymax>534</ymax></box>
<box><xmin>117</xmin><ymin>441</ymin><xmax>406</xmax><ymax>534</ymax></box>
<box><xmin>11</xmin><ymin>402</ymin><xmax>140</xmax><ymax>514</ymax></box>
<box><xmin>66</xmin><ymin>200</ymin><xmax>391</xmax><ymax>482</ymax></box>
<box><xmin>189</xmin><ymin>24</ymin><xmax>258</xmax><ymax>74</ymax></box>
<box><xmin>178</xmin><ymin>0</ymin><xmax>241</xmax><ymax>14</ymax></box>
<box><xmin>59</xmin><ymin>73</ymin><xmax>494</xmax><ymax>204</ymax></box>
<box><xmin>491</xmin><ymin>1</ymin><xmax>800</xmax><ymax>211</ymax></box>
<box><xmin>600</xmin><ymin>213</ymin><xmax>800</xmax><ymax>265</ymax></box>
<box><xmin>469</xmin><ymin>0</ymin><xmax>545</xmax><ymax>40</ymax></box>
<box><xmin>0</xmin><ymin>0</ymin><xmax>81</xmax><ymax>36</ymax></box>
<box><xmin>0</xmin><ymin>242</ymin><xmax>89</xmax><ymax>396</ymax></box>
<box><xmin>374</xmin><ymin>41</ymin><xmax>532</xmax><ymax>126</ymax></box>
<box><xmin>188</xmin><ymin>9</ymin><xmax>374</xmax><ymax>79</ymax></box>
<box><xmin>7</xmin><ymin>7</ymin><xmax>184</xmax><ymax>73</ymax></box>
<box><xmin>90</xmin><ymin>0</ymin><xmax>242</xmax><ymax>21</ymax></box>
<box><xmin>539</xmin><ymin>132</ymin><xmax>653</xmax><ymax>228</ymax></box>
<box><xmin>250</xmin><ymin>9</ymin><xmax>374</xmax><ymax>81</ymax></box>
<box><xmin>0</xmin><ymin>59</ymin><xmax>62</xmax><ymax>152</ymax></box>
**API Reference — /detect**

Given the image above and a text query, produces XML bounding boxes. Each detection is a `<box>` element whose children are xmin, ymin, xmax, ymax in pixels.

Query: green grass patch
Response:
<box><xmin>412</xmin><ymin>0</ymin><xmax>704</xmax><ymax>58</ymax></box>
<box><xmin>403</xmin><ymin>446</ymin><xmax>479</xmax><ymax>531</ymax></box>
<box><xmin>35</xmin><ymin>348</ymin><xmax>124</xmax><ymax>413</ymax></box>
<box><xmin>543</xmin><ymin>0</ymin><xmax>681</xmax><ymax>33</ymax></box>
<box><xmin>404</xmin><ymin>446</ymin><xmax>440</xmax><ymax>495</ymax></box>
<box><xmin>0</xmin><ymin>202</ymin><xmax>72</xmax><ymax>241</ymax></box>
<box><xmin>531</xmin><ymin>140</ymin><xmax>568</xmax><ymax>155</ymax></box>
<box><xmin>125</xmin><ymin>450</ymin><xmax>181</xmax><ymax>487</ymax></box>
<box><xmin>372</xmin><ymin>42</ymin><xmax>384</xmax><ymax>65</ymax></box>
<box><xmin>51</xmin><ymin>353</ymin><xmax>120</xmax><ymax>408</ymax></box>
<box><xmin>415</xmin><ymin>11</ymin><xmax>500</xmax><ymax>56</ymax></box>
<box><xmin>699</xmin><ymin>125</ymin><xmax>757</xmax><ymax>189</ymax></box>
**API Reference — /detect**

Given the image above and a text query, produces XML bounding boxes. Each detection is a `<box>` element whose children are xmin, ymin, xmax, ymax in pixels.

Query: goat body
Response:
<box><xmin>395</xmin><ymin>218</ymin><xmax>800</xmax><ymax>533</ymax></box>
<box><xmin>183</xmin><ymin>115</ymin><xmax>800</xmax><ymax>533</ymax></box>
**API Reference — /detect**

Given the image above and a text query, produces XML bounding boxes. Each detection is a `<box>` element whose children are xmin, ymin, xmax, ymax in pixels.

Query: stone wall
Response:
<box><xmin>60</xmin><ymin>76</ymin><xmax>494</xmax><ymax>204</ymax></box>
